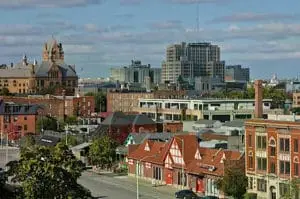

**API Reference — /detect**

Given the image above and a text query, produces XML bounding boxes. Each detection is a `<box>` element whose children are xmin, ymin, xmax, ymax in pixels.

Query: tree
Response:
<box><xmin>85</xmin><ymin>92</ymin><xmax>106</xmax><ymax>112</ymax></box>
<box><xmin>36</xmin><ymin>116</ymin><xmax>64</xmax><ymax>132</ymax></box>
<box><xmin>6</xmin><ymin>143</ymin><xmax>92</xmax><ymax>199</ymax></box>
<box><xmin>89</xmin><ymin>136</ymin><xmax>117</xmax><ymax>170</ymax></box>
<box><xmin>216</xmin><ymin>166</ymin><xmax>248</xmax><ymax>199</ymax></box>
<box><xmin>61</xmin><ymin>135</ymin><xmax>78</xmax><ymax>147</ymax></box>
<box><xmin>280</xmin><ymin>179</ymin><xmax>300</xmax><ymax>199</ymax></box>
<box><xmin>0</xmin><ymin>88</ymin><xmax>11</xmax><ymax>96</ymax></box>
<box><xmin>65</xmin><ymin>116</ymin><xmax>78</xmax><ymax>125</ymax></box>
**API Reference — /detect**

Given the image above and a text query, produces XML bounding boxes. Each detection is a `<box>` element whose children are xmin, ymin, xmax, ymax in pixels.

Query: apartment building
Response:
<box><xmin>245</xmin><ymin>119</ymin><xmax>300</xmax><ymax>199</ymax></box>
<box><xmin>225</xmin><ymin>65</ymin><xmax>250</xmax><ymax>83</ymax></box>
<box><xmin>161</xmin><ymin>42</ymin><xmax>224</xmax><ymax>84</ymax></box>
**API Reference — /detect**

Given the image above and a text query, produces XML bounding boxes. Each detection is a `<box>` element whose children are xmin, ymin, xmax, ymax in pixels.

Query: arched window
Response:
<box><xmin>294</xmin><ymin>157</ymin><xmax>299</xmax><ymax>163</ymax></box>
<box><xmin>269</xmin><ymin>137</ymin><xmax>276</xmax><ymax>146</ymax></box>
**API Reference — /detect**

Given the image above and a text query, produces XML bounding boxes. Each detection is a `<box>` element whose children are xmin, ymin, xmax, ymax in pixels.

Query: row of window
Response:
<box><xmin>249</xmin><ymin>135</ymin><xmax>299</xmax><ymax>153</ymax></box>
<box><xmin>249</xmin><ymin>156</ymin><xmax>299</xmax><ymax>176</ymax></box>
<box><xmin>250</xmin><ymin>178</ymin><xmax>291</xmax><ymax>196</ymax></box>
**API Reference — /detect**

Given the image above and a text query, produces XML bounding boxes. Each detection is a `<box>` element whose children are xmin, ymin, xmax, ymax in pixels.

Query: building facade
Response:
<box><xmin>128</xmin><ymin>134</ymin><xmax>244</xmax><ymax>197</ymax></box>
<box><xmin>293</xmin><ymin>93</ymin><xmax>300</xmax><ymax>108</ymax></box>
<box><xmin>0</xmin><ymin>38</ymin><xmax>78</xmax><ymax>95</ymax></box>
<box><xmin>0</xmin><ymin>100</ymin><xmax>42</xmax><ymax>139</ymax></box>
<box><xmin>110</xmin><ymin>60</ymin><xmax>161</xmax><ymax>84</ymax></box>
<box><xmin>245</xmin><ymin>119</ymin><xmax>300</xmax><ymax>199</ymax></box>
<box><xmin>161</xmin><ymin>42</ymin><xmax>223</xmax><ymax>84</ymax></box>
<box><xmin>134</xmin><ymin>98</ymin><xmax>276</xmax><ymax>122</ymax></box>
<box><xmin>225</xmin><ymin>65</ymin><xmax>250</xmax><ymax>83</ymax></box>
<box><xmin>106</xmin><ymin>90</ymin><xmax>187</xmax><ymax>113</ymax></box>
<box><xmin>1</xmin><ymin>95</ymin><xmax>95</xmax><ymax>120</ymax></box>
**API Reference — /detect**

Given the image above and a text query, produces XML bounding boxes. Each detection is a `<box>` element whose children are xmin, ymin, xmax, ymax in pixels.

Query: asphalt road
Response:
<box><xmin>0</xmin><ymin>147</ymin><xmax>19</xmax><ymax>168</ymax></box>
<box><xmin>79</xmin><ymin>171</ymin><xmax>176</xmax><ymax>199</ymax></box>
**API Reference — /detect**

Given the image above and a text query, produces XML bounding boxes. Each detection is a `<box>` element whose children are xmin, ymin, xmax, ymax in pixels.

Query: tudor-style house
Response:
<box><xmin>0</xmin><ymin>38</ymin><xmax>78</xmax><ymax>95</ymax></box>
<box><xmin>128</xmin><ymin>134</ymin><xmax>244</xmax><ymax>198</ymax></box>
<box><xmin>245</xmin><ymin>119</ymin><xmax>300</xmax><ymax>199</ymax></box>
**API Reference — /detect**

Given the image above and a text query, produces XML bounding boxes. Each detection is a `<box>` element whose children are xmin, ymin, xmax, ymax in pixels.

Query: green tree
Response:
<box><xmin>85</xmin><ymin>92</ymin><xmax>106</xmax><ymax>112</ymax></box>
<box><xmin>280</xmin><ymin>179</ymin><xmax>300</xmax><ymax>199</ymax></box>
<box><xmin>216</xmin><ymin>166</ymin><xmax>248</xmax><ymax>199</ymax></box>
<box><xmin>61</xmin><ymin>135</ymin><xmax>78</xmax><ymax>147</ymax></box>
<box><xmin>0</xmin><ymin>88</ymin><xmax>11</xmax><ymax>96</ymax></box>
<box><xmin>36</xmin><ymin>116</ymin><xmax>64</xmax><ymax>132</ymax></box>
<box><xmin>6</xmin><ymin>143</ymin><xmax>92</xmax><ymax>199</ymax></box>
<box><xmin>65</xmin><ymin>116</ymin><xmax>78</xmax><ymax>125</ymax></box>
<box><xmin>89</xmin><ymin>136</ymin><xmax>117</xmax><ymax>170</ymax></box>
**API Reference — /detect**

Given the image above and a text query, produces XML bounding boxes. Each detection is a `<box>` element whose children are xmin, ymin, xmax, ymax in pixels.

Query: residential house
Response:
<box><xmin>128</xmin><ymin>134</ymin><xmax>244</xmax><ymax>198</ymax></box>
<box><xmin>92</xmin><ymin>112</ymin><xmax>157</xmax><ymax>144</ymax></box>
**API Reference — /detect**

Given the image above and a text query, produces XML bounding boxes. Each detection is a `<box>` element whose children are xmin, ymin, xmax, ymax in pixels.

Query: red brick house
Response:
<box><xmin>128</xmin><ymin>134</ymin><xmax>244</xmax><ymax>198</ymax></box>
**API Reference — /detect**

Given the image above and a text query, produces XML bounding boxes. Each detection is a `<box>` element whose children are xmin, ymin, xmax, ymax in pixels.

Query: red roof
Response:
<box><xmin>187</xmin><ymin>148</ymin><xmax>243</xmax><ymax>176</ymax></box>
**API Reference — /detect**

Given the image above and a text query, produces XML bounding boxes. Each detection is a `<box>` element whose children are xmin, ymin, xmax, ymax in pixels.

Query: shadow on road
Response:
<box><xmin>93</xmin><ymin>197</ymin><xmax>108</xmax><ymax>199</ymax></box>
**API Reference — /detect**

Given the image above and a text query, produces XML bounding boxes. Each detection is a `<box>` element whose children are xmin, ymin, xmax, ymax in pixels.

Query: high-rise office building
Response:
<box><xmin>161</xmin><ymin>42</ymin><xmax>223</xmax><ymax>84</ymax></box>
<box><xmin>225</xmin><ymin>65</ymin><xmax>250</xmax><ymax>83</ymax></box>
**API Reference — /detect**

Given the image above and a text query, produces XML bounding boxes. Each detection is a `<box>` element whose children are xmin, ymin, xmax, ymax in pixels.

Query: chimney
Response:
<box><xmin>254</xmin><ymin>80</ymin><xmax>263</xmax><ymax>118</ymax></box>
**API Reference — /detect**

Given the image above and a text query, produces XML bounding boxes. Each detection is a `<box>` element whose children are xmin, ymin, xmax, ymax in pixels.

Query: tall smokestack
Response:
<box><xmin>255</xmin><ymin>80</ymin><xmax>263</xmax><ymax>118</ymax></box>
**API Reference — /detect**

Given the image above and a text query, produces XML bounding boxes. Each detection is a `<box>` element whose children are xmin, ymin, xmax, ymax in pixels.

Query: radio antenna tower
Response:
<box><xmin>196</xmin><ymin>3</ymin><xmax>199</xmax><ymax>32</ymax></box>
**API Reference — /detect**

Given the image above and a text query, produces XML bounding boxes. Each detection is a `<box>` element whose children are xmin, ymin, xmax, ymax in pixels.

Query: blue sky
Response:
<box><xmin>1</xmin><ymin>0</ymin><xmax>300</xmax><ymax>79</ymax></box>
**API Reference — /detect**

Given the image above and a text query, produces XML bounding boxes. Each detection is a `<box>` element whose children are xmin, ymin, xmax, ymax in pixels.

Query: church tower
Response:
<box><xmin>42</xmin><ymin>38</ymin><xmax>64</xmax><ymax>62</ymax></box>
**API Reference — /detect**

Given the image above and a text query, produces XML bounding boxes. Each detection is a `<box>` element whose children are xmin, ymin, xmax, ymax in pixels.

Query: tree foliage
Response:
<box><xmin>36</xmin><ymin>116</ymin><xmax>64</xmax><ymax>133</ymax></box>
<box><xmin>85</xmin><ymin>92</ymin><xmax>106</xmax><ymax>112</ymax></box>
<box><xmin>280</xmin><ymin>179</ymin><xmax>300</xmax><ymax>199</ymax></box>
<box><xmin>216</xmin><ymin>166</ymin><xmax>247</xmax><ymax>199</ymax></box>
<box><xmin>89</xmin><ymin>136</ymin><xmax>117</xmax><ymax>169</ymax></box>
<box><xmin>6</xmin><ymin>143</ymin><xmax>92</xmax><ymax>199</ymax></box>
<box><xmin>61</xmin><ymin>135</ymin><xmax>78</xmax><ymax>147</ymax></box>
<box><xmin>65</xmin><ymin>116</ymin><xmax>78</xmax><ymax>125</ymax></box>
<box><xmin>0</xmin><ymin>88</ymin><xmax>11</xmax><ymax>96</ymax></box>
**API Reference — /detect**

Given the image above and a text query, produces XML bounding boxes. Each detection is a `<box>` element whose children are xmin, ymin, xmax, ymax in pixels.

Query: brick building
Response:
<box><xmin>1</xmin><ymin>95</ymin><xmax>95</xmax><ymax>120</ymax></box>
<box><xmin>0</xmin><ymin>38</ymin><xmax>78</xmax><ymax>95</ymax></box>
<box><xmin>92</xmin><ymin>112</ymin><xmax>157</xmax><ymax>144</ymax></box>
<box><xmin>0</xmin><ymin>100</ymin><xmax>42</xmax><ymax>139</ymax></box>
<box><xmin>128</xmin><ymin>134</ymin><xmax>244</xmax><ymax>198</ymax></box>
<box><xmin>245</xmin><ymin>119</ymin><xmax>300</xmax><ymax>199</ymax></box>
<box><xmin>106</xmin><ymin>89</ymin><xmax>187</xmax><ymax>113</ymax></box>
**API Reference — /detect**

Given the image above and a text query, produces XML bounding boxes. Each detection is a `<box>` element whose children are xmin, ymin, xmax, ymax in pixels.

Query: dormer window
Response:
<box><xmin>144</xmin><ymin>142</ymin><xmax>150</xmax><ymax>151</ymax></box>
<box><xmin>195</xmin><ymin>149</ymin><xmax>202</xmax><ymax>160</ymax></box>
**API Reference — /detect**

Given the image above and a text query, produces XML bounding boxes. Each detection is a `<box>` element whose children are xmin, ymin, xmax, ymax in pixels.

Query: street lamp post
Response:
<box><xmin>177</xmin><ymin>137</ymin><xmax>185</xmax><ymax>189</ymax></box>
<box><xmin>136</xmin><ymin>154</ymin><xmax>157</xmax><ymax>199</ymax></box>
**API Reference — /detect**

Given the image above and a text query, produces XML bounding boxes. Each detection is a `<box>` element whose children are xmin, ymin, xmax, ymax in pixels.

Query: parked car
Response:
<box><xmin>199</xmin><ymin>196</ymin><xmax>219</xmax><ymax>199</ymax></box>
<box><xmin>175</xmin><ymin>189</ymin><xmax>199</xmax><ymax>199</ymax></box>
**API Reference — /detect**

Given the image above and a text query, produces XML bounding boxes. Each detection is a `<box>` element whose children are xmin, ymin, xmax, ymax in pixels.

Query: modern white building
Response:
<box><xmin>133</xmin><ymin>98</ymin><xmax>282</xmax><ymax>122</ymax></box>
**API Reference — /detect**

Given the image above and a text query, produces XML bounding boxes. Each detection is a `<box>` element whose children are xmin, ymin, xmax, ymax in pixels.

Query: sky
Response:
<box><xmin>1</xmin><ymin>0</ymin><xmax>300</xmax><ymax>79</ymax></box>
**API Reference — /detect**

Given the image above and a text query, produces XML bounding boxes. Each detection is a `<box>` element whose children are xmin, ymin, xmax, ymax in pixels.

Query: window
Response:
<box><xmin>294</xmin><ymin>139</ymin><xmax>298</xmax><ymax>152</ymax></box>
<box><xmin>24</xmin><ymin>116</ymin><xmax>27</xmax><ymax>120</ymax></box>
<box><xmin>279</xmin><ymin>183</ymin><xmax>289</xmax><ymax>196</ymax></box>
<box><xmin>257</xmin><ymin>157</ymin><xmax>267</xmax><ymax>171</ymax></box>
<box><xmin>270</xmin><ymin>146</ymin><xmax>276</xmax><ymax>156</ymax></box>
<box><xmin>24</xmin><ymin>125</ymin><xmax>27</xmax><ymax>131</ymax></box>
<box><xmin>257</xmin><ymin>136</ymin><xmax>266</xmax><ymax>149</ymax></box>
<box><xmin>270</xmin><ymin>162</ymin><xmax>276</xmax><ymax>174</ymax></box>
<box><xmin>248</xmin><ymin>135</ymin><xmax>252</xmax><ymax>146</ymax></box>
<box><xmin>257</xmin><ymin>179</ymin><xmax>267</xmax><ymax>192</ymax></box>
<box><xmin>248</xmin><ymin>156</ymin><xmax>253</xmax><ymax>169</ymax></box>
<box><xmin>280</xmin><ymin>138</ymin><xmax>290</xmax><ymax>152</ymax></box>
<box><xmin>280</xmin><ymin>161</ymin><xmax>290</xmax><ymax>175</ymax></box>
<box><xmin>295</xmin><ymin>163</ymin><xmax>299</xmax><ymax>176</ymax></box>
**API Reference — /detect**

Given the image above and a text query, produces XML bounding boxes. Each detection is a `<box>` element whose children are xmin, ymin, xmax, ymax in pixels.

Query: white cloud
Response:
<box><xmin>150</xmin><ymin>20</ymin><xmax>183</xmax><ymax>30</ymax></box>
<box><xmin>210</xmin><ymin>12</ymin><xmax>300</xmax><ymax>23</ymax></box>
<box><xmin>0</xmin><ymin>0</ymin><xmax>104</xmax><ymax>8</ymax></box>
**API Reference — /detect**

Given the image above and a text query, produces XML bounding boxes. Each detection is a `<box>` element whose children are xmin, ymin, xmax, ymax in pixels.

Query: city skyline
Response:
<box><xmin>1</xmin><ymin>0</ymin><xmax>300</xmax><ymax>79</ymax></box>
